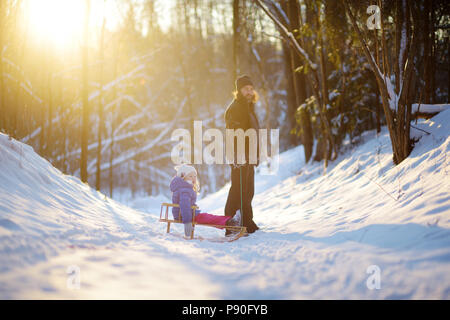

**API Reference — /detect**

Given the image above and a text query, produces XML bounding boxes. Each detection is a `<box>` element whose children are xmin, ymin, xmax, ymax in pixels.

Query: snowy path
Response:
<box><xmin>0</xmin><ymin>110</ymin><xmax>449</xmax><ymax>299</ymax></box>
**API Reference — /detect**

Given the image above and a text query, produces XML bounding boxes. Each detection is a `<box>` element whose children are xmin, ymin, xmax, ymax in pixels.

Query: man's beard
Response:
<box><xmin>237</xmin><ymin>91</ymin><xmax>254</xmax><ymax>103</ymax></box>
<box><xmin>244</xmin><ymin>94</ymin><xmax>254</xmax><ymax>103</ymax></box>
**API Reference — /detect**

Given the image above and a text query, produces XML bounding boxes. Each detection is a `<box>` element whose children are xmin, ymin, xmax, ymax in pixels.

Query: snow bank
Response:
<box><xmin>412</xmin><ymin>103</ymin><xmax>449</xmax><ymax>115</ymax></box>
<box><xmin>0</xmin><ymin>109</ymin><xmax>449</xmax><ymax>299</ymax></box>
<box><xmin>0</xmin><ymin>132</ymin><xmax>151</xmax><ymax>275</ymax></box>
<box><xmin>198</xmin><ymin>110</ymin><xmax>450</xmax><ymax>299</ymax></box>
<box><xmin>0</xmin><ymin>132</ymin><xmax>214</xmax><ymax>299</ymax></box>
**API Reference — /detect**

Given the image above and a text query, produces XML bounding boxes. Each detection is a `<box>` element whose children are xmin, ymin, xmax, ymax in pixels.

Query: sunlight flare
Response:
<box><xmin>27</xmin><ymin>0</ymin><xmax>86</xmax><ymax>48</ymax></box>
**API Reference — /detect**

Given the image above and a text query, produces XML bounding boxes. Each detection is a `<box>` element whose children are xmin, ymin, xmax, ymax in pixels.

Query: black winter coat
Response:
<box><xmin>224</xmin><ymin>96</ymin><xmax>259</xmax><ymax>166</ymax></box>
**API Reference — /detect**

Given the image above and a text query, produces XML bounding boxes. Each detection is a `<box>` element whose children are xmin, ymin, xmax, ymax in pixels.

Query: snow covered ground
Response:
<box><xmin>0</xmin><ymin>110</ymin><xmax>449</xmax><ymax>299</ymax></box>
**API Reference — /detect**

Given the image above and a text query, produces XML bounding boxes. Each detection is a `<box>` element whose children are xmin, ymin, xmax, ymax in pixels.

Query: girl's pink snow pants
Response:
<box><xmin>195</xmin><ymin>213</ymin><xmax>231</xmax><ymax>226</ymax></box>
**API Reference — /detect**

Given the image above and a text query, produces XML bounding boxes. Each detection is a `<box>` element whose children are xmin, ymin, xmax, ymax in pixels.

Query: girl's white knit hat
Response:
<box><xmin>174</xmin><ymin>164</ymin><xmax>197</xmax><ymax>177</ymax></box>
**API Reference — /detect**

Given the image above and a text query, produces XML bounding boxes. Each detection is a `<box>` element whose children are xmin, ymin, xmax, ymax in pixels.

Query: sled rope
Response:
<box><xmin>239</xmin><ymin>166</ymin><xmax>243</xmax><ymax>226</ymax></box>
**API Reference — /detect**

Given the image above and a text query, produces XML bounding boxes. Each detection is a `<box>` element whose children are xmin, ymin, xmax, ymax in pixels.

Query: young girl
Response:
<box><xmin>170</xmin><ymin>164</ymin><xmax>240</xmax><ymax>237</ymax></box>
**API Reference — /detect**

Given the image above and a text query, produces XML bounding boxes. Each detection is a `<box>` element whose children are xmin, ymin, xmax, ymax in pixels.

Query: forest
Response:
<box><xmin>0</xmin><ymin>0</ymin><xmax>448</xmax><ymax>200</ymax></box>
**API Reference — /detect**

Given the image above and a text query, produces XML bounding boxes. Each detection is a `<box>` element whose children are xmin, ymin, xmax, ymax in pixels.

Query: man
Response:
<box><xmin>224</xmin><ymin>75</ymin><xmax>260</xmax><ymax>234</ymax></box>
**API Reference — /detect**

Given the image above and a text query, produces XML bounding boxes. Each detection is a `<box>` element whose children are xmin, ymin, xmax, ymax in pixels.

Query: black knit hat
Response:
<box><xmin>235</xmin><ymin>75</ymin><xmax>254</xmax><ymax>91</ymax></box>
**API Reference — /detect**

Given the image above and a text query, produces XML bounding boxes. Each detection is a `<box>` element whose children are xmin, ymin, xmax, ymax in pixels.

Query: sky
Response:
<box><xmin>25</xmin><ymin>0</ymin><xmax>174</xmax><ymax>51</ymax></box>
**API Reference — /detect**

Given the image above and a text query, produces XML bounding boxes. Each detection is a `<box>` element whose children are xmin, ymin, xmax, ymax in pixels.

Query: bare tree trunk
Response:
<box><xmin>96</xmin><ymin>17</ymin><xmax>106</xmax><ymax>191</ymax></box>
<box><xmin>81</xmin><ymin>0</ymin><xmax>90</xmax><ymax>183</ymax></box>
<box><xmin>193</xmin><ymin>0</ymin><xmax>203</xmax><ymax>40</ymax></box>
<box><xmin>256</xmin><ymin>0</ymin><xmax>333</xmax><ymax>167</ymax></box>
<box><xmin>0</xmin><ymin>48</ymin><xmax>4</xmax><ymax>133</ymax></box>
<box><xmin>58</xmin><ymin>75</ymin><xmax>67</xmax><ymax>172</ymax></box>
<box><xmin>429</xmin><ymin>0</ymin><xmax>436</xmax><ymax>104</ymax></box>
<box><xmin>205</xmin><ymin>0</ymin><xmax>215</xmax><ymax>40</ymax></box>
<box><xmin>233</xmin><ymin>0</ymin><xmax>240</xmax><ymax>81</ymax></box>
<box><xmin>317</xmin><ymin>12</ymin><xmax>334</xmax><ymax>162</ymax></box>
<box><xmin>46</xmin><ymin>69</ymin><xmax>53</xmax><ymax>159</ymax></box>
<box><xmin>14</xmin><ymin>8</ymin><xmax>30</xmax><ymax>139</ymax></box>
<box><xmin>109</xmin><ymin>40</ymin><xmax>119</xmax><ymax>198</ymax></box>
<box><xmin>374</xmin><ymin>28</ymin><xmax>382</xmax><ymax>133</ymax></box>
<box><xmin>287</xmin><ymin>0</ymin><xmax>313</xmax><ymax>162</ymax></box>
<box><xmin>282</xmin><ymin>41</ymin><xmax>298</xmax><ymax>146</ymax></box>
<box><xmin>39</xmin><ymin>55</ymin><xmax>47</xmax><ymax>156</ymax></box>
<box><xmin>183</xmin><ymin>0</ymin><xmax>192</xmax><ymax>41</ymax></box>
<box><xmin>0</xmin><ymin>0</ymin><xmax>5</xmax><ymax>133</ymax></box>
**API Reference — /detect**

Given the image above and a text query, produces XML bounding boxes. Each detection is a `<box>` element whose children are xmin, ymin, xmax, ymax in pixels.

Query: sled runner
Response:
<box><xmin>159</xmin><ymin>203</ymin><xmax>247</xmax><ymax>242</ymax></box>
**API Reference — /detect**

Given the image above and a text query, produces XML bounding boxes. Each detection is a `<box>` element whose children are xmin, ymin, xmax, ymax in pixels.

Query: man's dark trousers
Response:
<box><xmin>225</xmin><ymin>164</ymin><xmax>258</xmax><ymax>233</ymax></box>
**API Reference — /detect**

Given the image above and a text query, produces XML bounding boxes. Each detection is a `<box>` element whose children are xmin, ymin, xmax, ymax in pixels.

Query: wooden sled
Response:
<box><xmin>159</xmin><ymin>203</ymin><xmax>247</xmax><ymax>242</ymax></box>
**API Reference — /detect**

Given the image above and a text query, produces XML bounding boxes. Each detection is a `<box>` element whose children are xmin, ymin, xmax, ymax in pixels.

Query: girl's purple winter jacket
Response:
<box><xmin>170</xmin><ymin>176</ymin><xmax>199</xmax><ymax>223</ymax></box>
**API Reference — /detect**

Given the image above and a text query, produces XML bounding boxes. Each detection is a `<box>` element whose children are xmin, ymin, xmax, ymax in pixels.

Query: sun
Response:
<box><xmin>27</xmin><ymin>0</ymin><xmax>87</xmax><ymax>49</ymax></box>
<box><xmin>26</xmin><ymin>0</ymin><xmax>173</xmax><ymax>50</ymax></box>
